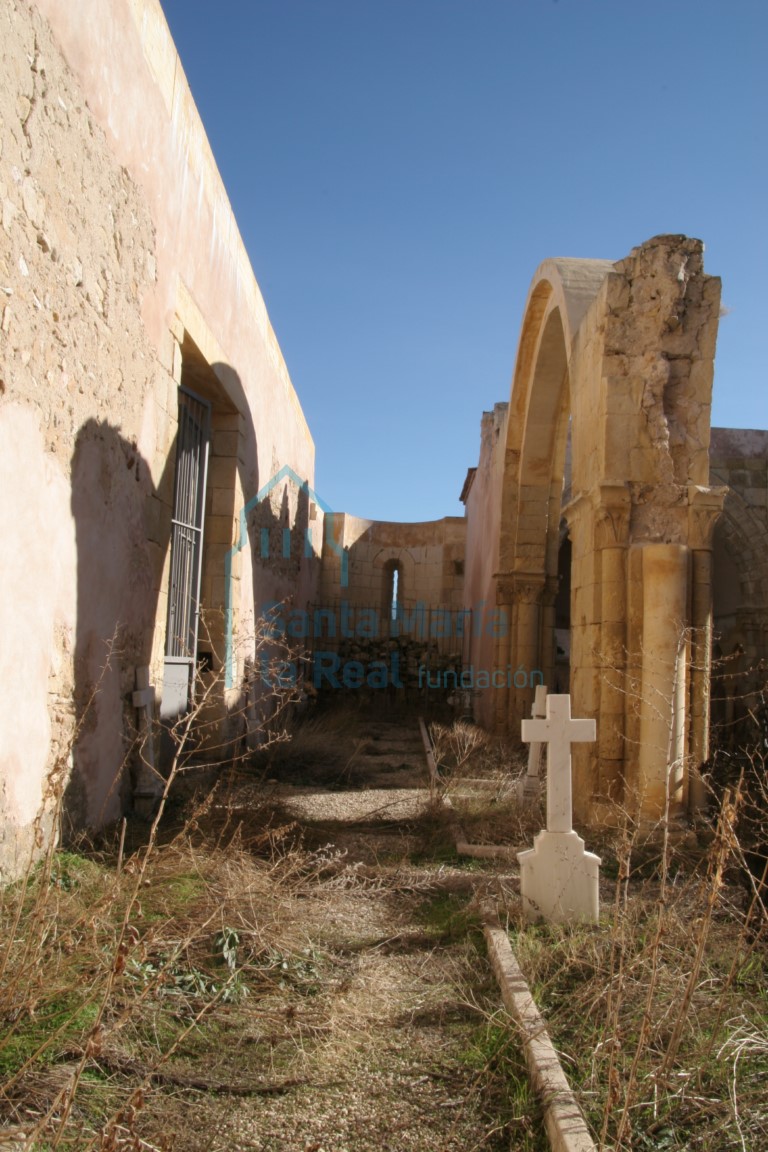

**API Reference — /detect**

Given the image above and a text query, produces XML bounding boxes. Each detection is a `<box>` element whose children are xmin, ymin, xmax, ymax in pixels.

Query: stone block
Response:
<box><xmin>212</xmin><ymin>428</ymin><xmax>240</xmax><ymax>458</ymax></box>
<box><xmin>205</xmin><ymin>515</ymin><xmax>235</xmax><ymax>546</ymax></box>
<box><xmin>745</xmin><ymin>487</ymin><xmax>768</xmax><ymax>509</ymax></box>
<box><xmin>518</xmin><ymin>831</ymin><xmax>601</xmax><ymax>924</ymax></box>
<box><xmin>207</xmin><ymin>456</ymin><xmax>236</xmax><ymax>489</ymax></box>
<box><xmin>210</xmin><ymin>486</ymin><xmax>235</xmax><ymax>517</ymax></box>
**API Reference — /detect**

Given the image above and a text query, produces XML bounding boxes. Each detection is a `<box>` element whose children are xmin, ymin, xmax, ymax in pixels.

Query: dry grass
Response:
<box><xmin>0</xmin><ymin>707</ymin><xmax>540</xmax><ymax>1151</ymax></box>
<box><xmin>508</xmin><ymin>788</ymin><xmax>768</xmax><ymax>1151</ymax></box>
<box><xmin>426</xmin><ymin>717</ymin><xmax>768</xmax><ymax>1150</ymax></box>
<box><xmin>428</xmin><ymin>720</ymin><xmax>543</xmax><ymax>847</ymax></box>
<box><xmin>4</xmin><ymin>700</ymin><xmax>768</xmax><ymax>1151</ymax></box>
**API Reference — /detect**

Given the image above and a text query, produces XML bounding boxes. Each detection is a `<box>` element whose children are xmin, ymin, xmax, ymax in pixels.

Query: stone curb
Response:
<box><xmin>418</xmin><ymin>717</ymin><xmax>597</xmax><ymax>1150</ymax></box>
<box><xmin>482</xmin><ymin>913</ymin><xmax>598</xmax><ymax>1152</ymax></box>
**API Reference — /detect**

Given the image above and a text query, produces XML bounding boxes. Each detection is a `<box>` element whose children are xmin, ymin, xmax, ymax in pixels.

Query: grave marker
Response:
<box><xmin>517</xmin><ymin>694</ymin><xmax>601</xmax><ymax>925</ymax></box>
<box><xmin>516</xmin><ymin>683</ymin><xmax>548</xmax><ymax>805</ymax></box>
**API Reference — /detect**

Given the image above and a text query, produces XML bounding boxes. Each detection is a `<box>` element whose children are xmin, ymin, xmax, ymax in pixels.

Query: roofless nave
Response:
<box><xmin>1</xmin><ymin>0</ymin><xmax>766</xmax><ymax>877</ymax></box>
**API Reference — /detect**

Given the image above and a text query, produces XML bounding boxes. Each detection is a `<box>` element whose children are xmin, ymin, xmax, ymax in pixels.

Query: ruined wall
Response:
<box><xmin>463</xmin><ymin>236</ymin><xmax>725</xmax><ymax>827</ymax></box>
<box><xmin>315</xmin><ymin>514</ymin><xmax>466</xmax><ymax>693</ymax></box>
<box><xmin>563</xmin><ymin>238</ymin><xmax>724</xmax><ymax>822</ymax></box>
<box><xmin>0</xmin><ymin>0</ymin><xmax>318</xmax><ymax>878</ymax></box>
<box><xmin>319</xmin><ymin>514</ymin><xmax>465</xmax><ymax>612</ymax></box>
<box><xmin>709</xmin><ymin>428</ymin><xmax>768</xmax><ymax>743</ymax></box>
<box><xmin>460</xmin><ymin>403</ymin><xmax>508</xmax><ymax>726</ymax></box>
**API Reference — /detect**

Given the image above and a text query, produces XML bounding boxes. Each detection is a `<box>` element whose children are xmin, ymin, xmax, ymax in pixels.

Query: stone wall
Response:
<box><xmin>0</xmin><ymin>0</ymin><xmax>318</xmax><ymax>878</ymax></box>
<box><xmin>460</xmin><ymin>403</ymin><xmax>508</xmax><ymax>726</ymax></box>
<box><xmin>709</xmin><ymin>428</ymin><xmax>768</xmax><ymax>744</ymax></box>
<box><xmin>319</xmin><ymin>514</ymin><xmax>465</xmax><ymax>610</ymax></box>
<box><xmin>462</xmin><ymin>237</ymin><xmax>725</xmax><ymax>827</ymax></box>
<box><xmin>315</xmin><ymin>514</ymin><xmax>466</xmax><ymax>694</ymax></box>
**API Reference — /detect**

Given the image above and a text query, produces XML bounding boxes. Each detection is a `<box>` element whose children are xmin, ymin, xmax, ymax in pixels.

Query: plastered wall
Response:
<box><xmin>0</xmin><ymin>0</ymin><xmax>318</xmax><ymax>877</ymax></box>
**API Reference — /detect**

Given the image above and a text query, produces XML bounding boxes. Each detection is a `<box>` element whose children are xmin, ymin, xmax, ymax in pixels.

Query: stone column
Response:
<box><xmin>561</xmin><ymin>491</ymin><xmax>592</xmax><ymax>823</ymax></box>
<box><xmin>510</xmin><ymin>574</ymin><xmax>546</xmax><ymax>728</ymax></box>
<box><xmin>594</xmin><ymin>487</ymin><xmax>631</xmax><ymax>812</ymax></box>
<box><xmin>637</xmin><ymin>543</ymin><xmax>689</xmax><ymax>823</ymax></box>
<box><xmin>539</xmin><ymin>576</ymin><xmax>560</xmax><ymax>691</ymax></box>
<box><xmin>492</xmin><ymin>574</ymin><xmax>514</xmax><ymax>735</ymax></box>
<box><xmin>688</xmin><ymin>487</ymin><xmax>726</xmax><ymax>812</ymax></box>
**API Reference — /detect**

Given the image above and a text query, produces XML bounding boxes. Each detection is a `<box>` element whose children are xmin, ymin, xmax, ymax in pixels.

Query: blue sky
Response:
<box><xmin>159</xmin><ymin>0</ymin><xmax>767</xmax><ymax>523</ymax></box>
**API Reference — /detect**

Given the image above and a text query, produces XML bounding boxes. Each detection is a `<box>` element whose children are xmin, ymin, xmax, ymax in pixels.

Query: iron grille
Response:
<box><xmin>165</xmin><ymin>387</ymin><xmax>211</xmax><ymax>661</ymax></box>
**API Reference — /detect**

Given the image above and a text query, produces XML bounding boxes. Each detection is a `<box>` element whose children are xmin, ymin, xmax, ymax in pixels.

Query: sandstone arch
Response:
<box><xmin>483</xmin><ymin>236</ymin><xmax>725</xmax><ymax>828</ymax></box>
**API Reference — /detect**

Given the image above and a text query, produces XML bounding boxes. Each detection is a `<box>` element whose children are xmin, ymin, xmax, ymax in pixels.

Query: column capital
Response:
<box><xmin>687</xmin><ymin>485</ymin><xmax>726</xmax><ymax>550</ymax></box>
<box><xmin>493</xmin><ymin>570</ymin><xmax>516</xmax><ymax>605</ymax></box>
<box><xmin>563</xmin><ymin>484</ymin><xmax>631</xmax><ymax>548</ymax></box>
<box><xmin>493</xmin><ymin>570</ymin><xmax>548</xmax><ymax>606</ymax></box>
<box><xmin>594</xmin><ymin>485</ymin><xmax>632</xmax><ymax>549</ymax></box>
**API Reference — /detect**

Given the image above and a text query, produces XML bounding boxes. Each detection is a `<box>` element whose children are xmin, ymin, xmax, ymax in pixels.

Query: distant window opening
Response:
<box><xmin>382</xmin><ymin>558</ymin><xmax>403</xmax><ymax>626</ymax></box>
<box><xmin>391</xmin><ymin>567</ymin><xmax>399</xmax><ymax>620</ymax></box>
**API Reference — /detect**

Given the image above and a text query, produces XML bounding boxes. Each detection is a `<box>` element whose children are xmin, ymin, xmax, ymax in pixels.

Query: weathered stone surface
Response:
<box><xmin>462</xmin><ymin>236</ymin><xmax>724</xmax><ymax>827</ymax></box>
<box><xmin>0</xmin><ymin>0</ymin><xmax>318</xmax><ymax>878</ymax></box>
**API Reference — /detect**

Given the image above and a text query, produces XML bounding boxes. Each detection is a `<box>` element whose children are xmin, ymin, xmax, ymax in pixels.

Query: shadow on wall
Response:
<box><xmin>63</xmin><ymin>359</ymin><xmax>316</xmax><ymax>841</ymax></box>
<box><xmin>66</xmin><ymin>418</ymin><xmax>158</xmax><ymax>838</ymax></box>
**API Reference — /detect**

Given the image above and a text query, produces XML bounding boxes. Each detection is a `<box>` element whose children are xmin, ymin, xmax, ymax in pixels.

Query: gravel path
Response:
<box><xmin>214</xmin><ymin>713</ymin><xmax>541</xmax><ymax>1152</ymax></box>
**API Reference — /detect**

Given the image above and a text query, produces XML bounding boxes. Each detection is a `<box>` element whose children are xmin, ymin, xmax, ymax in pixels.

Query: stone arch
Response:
<box><xmin>487</xmin><ymin>236</ymin><xmax>724</xmax><ymax>828</ymax></box>
<box><xmin>493</xmin><ymin>257</ymin><xmax>612</xmax><ymax>733</ymax></box>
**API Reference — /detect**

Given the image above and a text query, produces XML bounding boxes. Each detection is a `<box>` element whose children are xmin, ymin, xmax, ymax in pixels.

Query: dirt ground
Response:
<box><xmin>182</xmin><ymin>713</ymin><xmax>542</xmax><ymax>1152</ymax></box>
<box><xmin>0</xmin><ymin>707</ymin><xmax>546</xmax><ymax>1152</ymax></box>
<box><xmin>4</xmin><ymin>705</ymin><xmax>765</xmax><ymax>1151</ymax></box>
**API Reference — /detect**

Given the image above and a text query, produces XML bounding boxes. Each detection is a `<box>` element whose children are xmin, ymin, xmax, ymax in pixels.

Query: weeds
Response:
<box><xmin>428</xmin><ymin>719</ymin><xmax>542</xmax><ymax>847</ymax></box>
<box><xmin>424</xmin><ymin>700</ymin><xmax>768</xmax><ymax>1151</ymax></box>
<box><xmin>5</xmin><ymin>685</ymin><xmax>768</xmax><ymax>1150</ymax></box>
<box><xmin>507</xmin><ymin>775</ymin><xmax>768</xmax><ymax>1151</ymax></box>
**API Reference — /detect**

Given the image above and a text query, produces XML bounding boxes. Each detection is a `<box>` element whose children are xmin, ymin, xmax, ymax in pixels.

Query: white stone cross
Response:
<box><xmin>521</xmin><ymin>693</ymin><xmax>595</xmax><ymax>834</ymax></box>
<box><xmin>518</xmin><ymin>694</ymin><xmax>600</xmax><ymax>925</ymax></box>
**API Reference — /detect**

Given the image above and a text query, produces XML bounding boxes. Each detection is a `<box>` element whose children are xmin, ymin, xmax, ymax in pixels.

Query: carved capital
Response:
<box><xmin>594</xmin><ymin>485</ymin><xmax>631</xmax><ymax>549</ymax></box>
<box><xmin>493</xmin><ymin>570</ymin><xmax>516</xmax><ymax>606</ymax></box>
<box><xmin>563</xmin><ymin>485</ymin><xmax>631</xmax><ymax>550</ymax></box>
<box><xmin>493</xmin><ymin>571</ymin><xmax>547</xmax><ymax>607</ymax></box>
<box><xmin>687</xmin><ymin>485</ymin><xmax>726</xmax><ymax>550</ymax></box>
<box><xmin>514</xmin><ymin>572</ymin><xmax>547</xmax><ymax>605</ymax></box>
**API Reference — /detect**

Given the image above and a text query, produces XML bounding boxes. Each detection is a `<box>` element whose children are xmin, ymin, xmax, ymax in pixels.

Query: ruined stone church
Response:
<box><xmin>2</xmin><ymin>0</ymin><xmax>766</xmax><ymax>877</ymax></box>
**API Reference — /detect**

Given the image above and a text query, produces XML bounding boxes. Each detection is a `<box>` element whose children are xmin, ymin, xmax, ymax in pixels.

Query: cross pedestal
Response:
<box><xmin>517</xmin><ymin>694</ymin><xmax>601</xmax><ymax>925</ymax></box>
<box><xmin>516</xmin><ymin>683</ymin><xmax>547</xmax><ymax>805</ymax></box>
